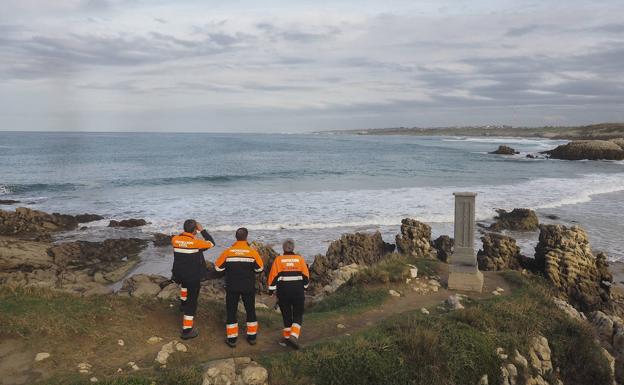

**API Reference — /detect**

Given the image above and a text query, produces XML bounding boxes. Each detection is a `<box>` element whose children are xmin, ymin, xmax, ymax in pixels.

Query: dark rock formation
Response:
<box><xmin>108</xmin><ymin>218</ymin><xmax>147</xmax><ymax>228</ymax></box>
<box><xmin>153</xmin><ymin>233</ymin><xmax>173</xmax><ymax>247</ymax></box>
<box><xmin>433</xmin><ymin>235</ymin><xmax>453</xmax><ymax>262</ymax></box>
<box><xmin>395</xmin><ymin>218</ymin><xmax>432</xmax><ymax>258</ymax></box>
<box><xmin>74</xmin><ymin>213</ymin><xmax>104</xmax><ymax>223</ymax></box>
<box><xmin>545</xmin><ymin>140</ymin><xmax>624</xmax><ymax>160</ymax></box>
<box><xmin>489</xmin><ymin>208</ymin><xmax>539</xmax><ymax>232</ymax></box>
<box><xmin>251</xmin><ymin>241</ymin><xmax>279</xmax><ymax>293</ymax></box>
<box><xmin>534</xmin><ymin>224</ymin><xmax>612</xmax><ymax>312</ymax></box>
<box><xmin>0</xmin><ymin>207</ymin><xmax>79</xmax><ymax>240</ymax></box>
<box><xmin>0</xmin><ymin>199</ymin><xmax>20</xmax><ymax>205</ymax></box>
<box><xmin>490</xmin><ymin>145</ymin><xmax>518</xmax><ymax>155</ymax></box>
<box><xmin>310</xmin><ymin>231</ymin><xmax>394</xmax><ymax>288</ymax></box>
<box><xmin>477</xmin><ymin>233</ymin><xmax>527</xmax><ymax>271</ymax></box>
<box><xmin>47</xmin><ymin>238</ymin><xmax>147</xmax><ymax>279</ymax></box>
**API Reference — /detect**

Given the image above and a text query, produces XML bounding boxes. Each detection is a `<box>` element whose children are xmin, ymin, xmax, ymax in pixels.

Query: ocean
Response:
<box><xmin>1</xmin><ymin>132</ymin><xmax>623</xmax><ymax>278</ymax></box>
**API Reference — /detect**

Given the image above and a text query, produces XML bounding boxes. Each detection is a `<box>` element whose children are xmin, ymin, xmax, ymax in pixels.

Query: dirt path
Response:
<box><xmin>1</xmin><ymin>271</ymin><xmax>512</xmax><ymax>384</ymax></box>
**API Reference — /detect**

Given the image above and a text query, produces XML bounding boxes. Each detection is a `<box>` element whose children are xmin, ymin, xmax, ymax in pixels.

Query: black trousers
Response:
<box><xmin>278</xmin><ymin>290</ymin><xmax>305</xmax><ymax>328</ymax></box>
<box><xmin>181</xmin><ymin>280</ymin><xmax>201</xmax><ymax>317</ymax></box>
<box><xmin>226</xmin><ymin>290</ymin><xmax>257</xmax><ymax>339</ymax></box>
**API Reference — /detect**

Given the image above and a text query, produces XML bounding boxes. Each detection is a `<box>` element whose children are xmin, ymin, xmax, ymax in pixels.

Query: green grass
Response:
<box><xmin>349</xmin><ymin>254</ymin><xmax>441</xmax><ymax>285</ymax></box>
<box><xmin>261</xmin><ymin>272</ymin><xmax>611</xmax><ymax>385</ymax></box>
<box><xmin>306</xmin><ymin>285</ymin><xmax>388</xmax><ymax>315</ymax></box>
<box><xmin>42</xmin><ymin>366</ymin><xmax>204</xmax><ymax>385</ymax></box>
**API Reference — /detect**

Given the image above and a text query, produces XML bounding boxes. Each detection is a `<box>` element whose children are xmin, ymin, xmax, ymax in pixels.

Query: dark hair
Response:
<box><xmin>183</xmin><ymin>219</ymin><xmax>197</xmax><ymax>233</ymax></box>
<box><xmin>235</xmin><ymin>227</ymin><xmax>248</xmax><ymax>241</ymax></box>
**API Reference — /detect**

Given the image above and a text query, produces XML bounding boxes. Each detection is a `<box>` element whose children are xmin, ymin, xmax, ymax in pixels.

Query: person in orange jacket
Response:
<box><xmin>215</xmin><ymin>228</ymin><xmax>264</xmax><ymax>347</ymax></box>
<box><xmin>267</xmin><ymin>239</ymin><xmax>309</xmax><ymax>349</ymax></box>
<box><xmin>170</xmin><ymin>219</ymin><xmax>215</xmax><ymax>339</ymax></box>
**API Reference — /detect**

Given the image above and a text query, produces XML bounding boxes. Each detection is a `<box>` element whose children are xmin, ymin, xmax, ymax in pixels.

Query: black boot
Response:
<box><xmin>247</xmin><ymin>335</ymin><xmax>257</xmax><ymax>345</ymax></box>
<box><xmin>180</xmin><ymin>328</ymin><xmax>198</xmax><ymax>340</ymax></box>
<box><xmin>286</xmin><ymin>336</ymin><xmax>299</xmax><ymax>350</ymax></box>
<box><xmin>225</xmin><ymin>337</ymin><xmax>237</xmax><ymax>348</ymax></box>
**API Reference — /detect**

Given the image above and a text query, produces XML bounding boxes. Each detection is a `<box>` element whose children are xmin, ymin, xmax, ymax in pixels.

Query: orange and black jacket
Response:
<box><xmin>267</xmin><ymin>253</ymin><xmax>310</xmax><ymax>294</ymax></box>
<box><xmin>215</xmin><ymin>241</ymin><xmax>263</xmax><ymax>293</ymax></box>
<box><xmin>171</xmin><ymin>230</ymin><xmax>215</xmax><ymax>282</ymax></box>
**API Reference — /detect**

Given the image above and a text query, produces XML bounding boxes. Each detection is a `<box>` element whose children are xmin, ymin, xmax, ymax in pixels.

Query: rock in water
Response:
<box><xmin>74</xmin><ymin>214</ymin><xmax>104</xmax><ymax>223</ymax></box>
<box><xmin>433</xmin><ymin>235</ymin><xmax>453</xmax><ymax>262</ymax></box>
<box><xmin>0</xmin><ymin>199</ymin><xmax>20</xmax><ymax>205</ymax></box>
<box><xmin>310</xmin><ymin>231</ymin><xmax>394</xmax><ymax>289</ymax></box>
<box><xmin>534</xmin><ymin>224</ymin><xmax>613</xmax><ymax>312</ymax></box>
<box><xmin>546</xmin><ymin>140</ymin><xmax>624</xmax><ymax>160</ymax></box>
<box><xmin>0</xmin><ymin>207</ymin><xmax>79</xmax><ymax>240</ymax></box>
<box><xmin>490</xmin><ymin>145</ymin><xmax>518</xmax><ymax>155</ymax></box>
<box><xmin>153</xmin><ymin>233</ymin><xmax>172</xmax><ymax>247</ymax></box>
<box><xmin>489</xmin><ymin>208</ymin><xmax>539</xmax><ymax>232</ymax></box>
<box><xmin>477</xmin><ymin>233</ymin><xmax>525</xmax><ymax>271</ymax></box>
<box><xmin>395</xmin><ymin>218</ymin><xmax>432</xmax><ymax>258</ymax></box>
<box><xmin>108</xmin><ymin>218</ymin><xmax>147</xmax><ymax>228</ymax></box>
<box><xmin>610</xmin><ymin>138</ymin><xmax>624</xmax><ymax>150</ymax></box>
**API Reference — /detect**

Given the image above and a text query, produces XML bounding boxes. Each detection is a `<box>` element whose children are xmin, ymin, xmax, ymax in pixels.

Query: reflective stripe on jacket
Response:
<box><xmin>215</xmin><ymin>241</ymin><xmax>263</xmax><ymax>293</ymax></box>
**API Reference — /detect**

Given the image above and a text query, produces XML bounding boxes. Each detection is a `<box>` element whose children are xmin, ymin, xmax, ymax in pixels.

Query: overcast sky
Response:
<box><xmin>1</xmin><ymin>0</ymin><xmax>623</xmax><ymax>132</ymax></box>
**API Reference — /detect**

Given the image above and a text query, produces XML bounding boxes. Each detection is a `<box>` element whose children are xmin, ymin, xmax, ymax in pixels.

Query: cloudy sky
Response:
<box><xmin>1</xmin><ymin>0</ymin><xmax>623</xmax><ymax>132</ymax></box>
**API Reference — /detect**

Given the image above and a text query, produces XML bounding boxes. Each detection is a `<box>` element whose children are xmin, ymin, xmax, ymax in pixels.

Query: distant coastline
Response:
<box><xmin>330</xmin><ymin>122</ymin><xmax>624</xmax><ymax>140</ymax></box>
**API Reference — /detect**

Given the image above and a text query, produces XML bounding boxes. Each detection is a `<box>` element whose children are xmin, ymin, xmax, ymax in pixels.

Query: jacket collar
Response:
<box><xmin>181</xmin><ymin>232</ymin><xmax>195</xmax><ymax>238</ymax></box>
<box><xmin>232</xmin><ymin>240</ymin><xmax>249</xmax><ymax>247</ymax></box>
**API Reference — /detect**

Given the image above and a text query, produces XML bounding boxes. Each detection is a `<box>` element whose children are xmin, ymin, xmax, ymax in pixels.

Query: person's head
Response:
<box><xmin>183</xmin><ymin>219</ymin><xmax>197</xmax><ymax>233</ymax></box>
<box><xmin>235</xmin><ymin>227</ymin><xmax>248</xmax><ymax>241</ymax></box>
<box><xmin>283</xmin><ymin>238</ymin><xmax>295</xmax><ymax>254</ymax></box>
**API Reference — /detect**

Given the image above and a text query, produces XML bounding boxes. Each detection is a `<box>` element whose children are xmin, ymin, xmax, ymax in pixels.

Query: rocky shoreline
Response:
<box><xmin>3</xmin><ymin>205</ymin><xmax>624</xmax><ymax>384</ymax></box>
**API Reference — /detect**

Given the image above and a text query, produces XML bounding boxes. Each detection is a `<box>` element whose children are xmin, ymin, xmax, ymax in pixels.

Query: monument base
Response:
<box><xmin>448</xmin><ymin>265</ymin><xmax>484</xmax><ymax>292</ymax></box>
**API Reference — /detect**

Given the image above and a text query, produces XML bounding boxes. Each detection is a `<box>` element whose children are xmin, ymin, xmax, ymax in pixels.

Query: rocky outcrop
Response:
<box><xmin>477</xmin><ymin>233</ymin><xmax>526</xmax><ymax>271</ymax></box>
<box><xmin>534</xmin><ymin>224</ymin><xmax>612</xmax><ymax>312</ymax></box>
<box><xmin>74</xmin><ymin>214</ymin><xmax>104</xmax><ymax>223</ymax></box>
<box><xmin>490</xmin><ymin>145</ymin><xmax>519</xmax><ymax>155</ymax></box>
<box><xmin>119</xmin><ymin>274</ymin><xmax>171</xmax><ymax>298</ymax></box>
<box><xmin>251</xmin><ymin>242</ymin><xmax>278</xmax><ymax>293</ymax></box>
<box><xmin>0</xmin><ymin>207</ymin><xmax>79</xmax><ymax>240</ymax></box>
<box><xmin>589</xmin><ymin>311</ymin><xmax>624</xmax><ymax>384</ymax></box>
<box><xmin>610</xmin><ymin>138</ymin><xmax>624</xmax><ymax>150</ymax></box>
<box><xmin>108</xmin><ymin>218</ymin><xmax>147</xmax><ymax>228</ymax></box>
<box><xmin>202</xmin><ymin>357</ymin><xmax>268</xmax><ymax>385</ymax></box>
<box><xmin>433</xmin><ymin>235</ymin><xmax>453</xmax><ymax>262</ymax></box>
<box><xmin>310</xmin><ymin>231</ymin><xmax>394</xmax><ymax>289</ymax></box>
<box><xmin>395</xmin><ymin>218</ymin><xmax>432</xmax><ymax>258</ymax></box>
<box><xmin>0</xmin><ymin>199</ymin><xmax>20</xmax><ymax>205</ymax></box>
<box><xmin>546</xmin><ymin>140</ymin><xmax>624</xmax><ymax>160</ymax></box>
<box><xmin>47</xmin><ymin>238</ymin><xmax>147</xmax><ymax>281</ymax></box>
<box><xmin>153</xmin><ymin>233</ymin><xmax>172</xmax><ymax>247</ymax></box>
<box><xmin>496</xmin><ymin>336</ymin><xmax>562</xmax><ymax>385</ymax></box>
<box><xmin>489</xmin><ymin>208</ymin><xmax>539</xmax><ymax>232</ymax></box>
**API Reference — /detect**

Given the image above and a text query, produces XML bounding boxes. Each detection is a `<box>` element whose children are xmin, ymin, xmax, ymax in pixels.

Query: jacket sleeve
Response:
<box><xmin>300</xmin><ymin>257</ymin><xmax>310</xmax><ymax>289</ymax></box>
<box><xmin>200</xmin><ymin>229</ymin><xmax>215</xmax><ymax>246</ymax></box>
<box><xmin>215</xmin><ymin>249</ymin><xmax>228</xmax><ymax>272</ymax></box>
<box><xmin>252</xmin><ymin>249</ymin><xmax>264</xmax><ymax>273</ymax></box>
<box><xmin>267</xmin><ymin>258</ymin><xmax>280</xmax><ymax>292</ymax></box>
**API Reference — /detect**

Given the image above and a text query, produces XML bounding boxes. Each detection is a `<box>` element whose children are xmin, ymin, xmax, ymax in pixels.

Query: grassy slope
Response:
<box><xmin>0</xmin><ymin>259</ymin><xmax>611</xmax><ymax>385</ymax></box>
<box><xmin>339</xmin><ymin>123</ymin><xmax>624</xmax><ymax>140</ymax></box>
<box><xmin>261</xmin><ymin>272</ymin><xmax>610</xmax><ymax>385</ymax></box>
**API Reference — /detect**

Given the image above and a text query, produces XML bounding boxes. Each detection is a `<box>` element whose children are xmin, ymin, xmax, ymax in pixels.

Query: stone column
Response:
<box><xmin>448</xmin><ymin>192</ymin><xmax>484</xmax><ymax>292</ymax></box>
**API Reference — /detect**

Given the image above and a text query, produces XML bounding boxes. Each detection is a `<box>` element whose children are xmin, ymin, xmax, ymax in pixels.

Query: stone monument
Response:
<box><xmin>448</xmin><ymin>192</ymin><xmax>484</xmax><ymax>292</ymax></box>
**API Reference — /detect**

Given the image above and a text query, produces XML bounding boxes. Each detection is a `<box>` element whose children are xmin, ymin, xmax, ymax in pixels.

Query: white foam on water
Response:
<box><xmin>0</xmin><ymin>185</ymin><xmax>10</xmax><ymax>195</ymax></box>
<box><xmin>132</xmin><ymin>172</ymin><xmax>624</xmax><ymax>234</ymax></box>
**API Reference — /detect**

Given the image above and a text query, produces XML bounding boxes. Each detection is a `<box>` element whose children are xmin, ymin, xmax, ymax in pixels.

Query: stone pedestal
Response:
<box><xmin>448</xmin><ymin>192</ymin><xmax>483</xmax><ymax>292</ymax></box>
